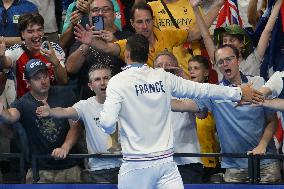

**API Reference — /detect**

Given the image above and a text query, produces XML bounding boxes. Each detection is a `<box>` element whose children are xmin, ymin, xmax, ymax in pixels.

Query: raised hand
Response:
<box><xmin>36</xmin><ymin>100</ymin><xmax>51</xmax><ymax>118</ymax></box>
<box><xmin>40</xmin><ymin>41</ymin><xmax>60</xmax><ymax>67</ymax></box>
<box><xmin>74</xmin><ymin>24</ymin><xmax>94</xmax><ymax>46</ymax></box>
<box><xmin>76</xmin><ymin>0</ymin><xmax>90</xmax><ymax>13</ymax></box>
<box><xmin>70</xmin><ymin>10</ymin><xmax>83</xmax><ymax>26</ymax></box>
<box><xmin>0</xmin><ymin>36</ymin><xmax>6</xmax><ymax>56</ymax></box>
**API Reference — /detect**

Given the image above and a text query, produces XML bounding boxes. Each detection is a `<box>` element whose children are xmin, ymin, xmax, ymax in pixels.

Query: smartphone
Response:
<box><xmin>41</xmin><ymin>41</ymin><xmax>49</xmax><ymax>50</ymax></box>
<box><xmin>92</xmin><ymin>16</ymin><xmax>104</xmax><ymax>30</ymax></box>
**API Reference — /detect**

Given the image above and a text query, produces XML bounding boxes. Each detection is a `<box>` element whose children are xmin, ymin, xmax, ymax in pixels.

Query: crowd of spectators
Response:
<box><xmin>0</xmin><ymin>0</ymin><xmax>284</xmax><ymax>184</ymax></box>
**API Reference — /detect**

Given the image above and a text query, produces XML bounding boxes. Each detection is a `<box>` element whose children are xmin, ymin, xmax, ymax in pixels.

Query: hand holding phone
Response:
<box><xmin>92</xmin><ymin>16</ymin><xmax>104</xmax><ymax>31</ymax></box>
<box><xmin>41</xmin><ymin>41</ymin><xmax>49</xmax><ymax>51</ymax></box>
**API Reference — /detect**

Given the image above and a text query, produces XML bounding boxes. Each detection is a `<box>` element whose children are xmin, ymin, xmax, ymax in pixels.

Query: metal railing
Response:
<box><xmin>1</xmin><ymin>152</ymin><xmax>283</xmax><ymax>184</ymax></box>
<box><xmin>0</xmin><ymin>153</ymin><xmax>25</xmax><ymax>183</ymax></box>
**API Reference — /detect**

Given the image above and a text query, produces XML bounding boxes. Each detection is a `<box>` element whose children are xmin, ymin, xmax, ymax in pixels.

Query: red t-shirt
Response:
<box><xmin>5</xmin><ymin>43</ymin><xmax>65</xmax><ymax>98</ymax></box>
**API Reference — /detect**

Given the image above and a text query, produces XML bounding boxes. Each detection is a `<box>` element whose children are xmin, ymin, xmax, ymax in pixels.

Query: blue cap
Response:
<box><xmin>24</xmin><ymin>59</ymin><xmax>48</xmax><ymax>79</ymax></box>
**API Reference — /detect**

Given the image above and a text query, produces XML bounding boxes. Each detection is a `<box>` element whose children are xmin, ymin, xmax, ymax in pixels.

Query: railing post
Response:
<box><xmin>19</xmin><ymin>153</ymin><xmax>26</xmax><ymax>183</ymax></box>
<box><xmin>31</xmin><ymin>155</ymin><xmax>40</xmax><ymax>183</ymax></box>
<box><xmin>253</xmin><ymin>155</ymin><xmax>261</xmax><ymax>183</ymax></box>
<box><xmin>248</xmin><ymin>154</ymin><xmax>254</xmax><ymax>183</ymax></box>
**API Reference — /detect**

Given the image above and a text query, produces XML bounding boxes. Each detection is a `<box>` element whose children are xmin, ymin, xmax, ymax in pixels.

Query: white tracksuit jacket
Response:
<box><xmin>99</xmin><ymin>64</ymin><xmax>242</xmax><ymax>161</ymax></box>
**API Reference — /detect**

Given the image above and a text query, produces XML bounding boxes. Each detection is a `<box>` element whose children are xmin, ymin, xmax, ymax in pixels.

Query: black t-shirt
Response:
<box><xmin>70</xmin><ymin>30</ymin><xmax>133</xmax><ymax>100</ymax></box>
<box><xmin>11</xmin><ymin>86</ymin><xmax>79</xmax><ymax>170</ymax></box>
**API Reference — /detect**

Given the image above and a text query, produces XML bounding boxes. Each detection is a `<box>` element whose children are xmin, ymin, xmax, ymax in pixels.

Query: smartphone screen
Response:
<box><xmin>41</xmin><ymin>41</ymin><xmax>49</xmax><ymax>50</ymax></box>
<box><xmin>92</xmin><ymin>16</ymin><xmax>104</xmax><ymax>30</ymax></box>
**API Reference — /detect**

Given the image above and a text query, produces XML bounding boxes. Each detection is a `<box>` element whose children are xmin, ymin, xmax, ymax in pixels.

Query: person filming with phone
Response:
<box><xmin>65</xmin><ymin>0</ymin><xmax>132</xmax><ymax>100</ymax></box>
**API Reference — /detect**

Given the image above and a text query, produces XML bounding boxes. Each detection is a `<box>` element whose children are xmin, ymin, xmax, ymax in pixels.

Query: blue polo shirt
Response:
<box><xmin>0</xmin><ymin>0</ymin><xmax>38</xmax><ymax>37</ymax></box>
<box><xmin>195</xmin><ymin>73</ymin><xmax>277</xmax><ymax>169</ymax></box>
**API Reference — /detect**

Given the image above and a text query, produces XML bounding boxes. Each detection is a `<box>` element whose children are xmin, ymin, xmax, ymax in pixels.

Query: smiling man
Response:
<box><xmin>0</xmin><ymin>12</ymin><xmax>68</xmax><ymax>98</ymax></box>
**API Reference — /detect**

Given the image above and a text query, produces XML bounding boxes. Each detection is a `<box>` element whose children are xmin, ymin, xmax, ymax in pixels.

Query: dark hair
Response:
<box><xmin>221</xmin><ymin>33</ymin><xmax>252</xmax><ymax>59</ymax></box>
<box><xmin>126</xmin><ymin>34</ymin><xmax>149</xmax><ymax>63</ymax></box>
<box><xmin>189</xmin><ymin>55</ymin><xmax>210</xmax><ymax>70</ymax></box>
<box><xmin>214</xmin><ymin>44</ymin><xmax>240</xmax><ymax>63</ymax></box>
<box><xmin>88</xmin><ymin>63</ymin><xmax>112</xmax><ymax>81</ymax></box>
<box><xmin>18</xmin><ymin>13</ymin><xmax>44</xmax><ymax>32</ymax></box>
<box><xmin>130</xmin><ymin>2</ymin><xmax>153</xmax><ymax>20</ymax></box>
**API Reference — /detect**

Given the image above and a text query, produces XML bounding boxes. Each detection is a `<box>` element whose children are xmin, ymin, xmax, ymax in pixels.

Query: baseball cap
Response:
<box><xmin>214</xmin><ymin>24</ymin><xmax>252</xmax><ymax>57</ymax></box>
<box><xmin>24</xmin><ymin>59</ymin><xmax>48</xmax><ymax>79</ymax></box>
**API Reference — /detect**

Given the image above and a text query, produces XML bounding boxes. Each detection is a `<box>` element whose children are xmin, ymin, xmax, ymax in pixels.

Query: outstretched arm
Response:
<box><xmin>171</xmin><ymin>99</ymin><xmax>200</xmax><ymax>112</ymax></box>
<box><xmin>187</xmin><ymin>0</ymin><xmax>224</xmax><ymax>43</ymax></box>
<box><xmin>258</xmin><ymin>98</ymin><xmax>284</xmax><ymax>111</ymax></box>
<box><xmin>36</xmin><ymin>100</ymin><xmax>79</xmax><ymax>121</ymax></box>
<box><xmin>190</xmin><ymin>0</ymin><xmax>216</xmax><ymax>61</ymax></box>
<box><xmin>256</xmin><ymin>0</ymin><xmax>283</xmax><ymax>59</ymax></box>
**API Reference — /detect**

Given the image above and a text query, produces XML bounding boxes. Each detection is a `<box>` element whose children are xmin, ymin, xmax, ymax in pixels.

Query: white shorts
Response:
<box><xmin>118</xmin><ymin>156</ymin><xmax>184</xmax><ymax>189</ymax></box>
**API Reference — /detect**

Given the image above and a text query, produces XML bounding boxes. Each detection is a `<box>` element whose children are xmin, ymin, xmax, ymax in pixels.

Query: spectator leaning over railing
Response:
<box><xmin>36</xmin><ymin>63</ymin><xmax>122</xmax><ymax>184</ymax></box>
<box><xmin>0</xmin><ymin>59</ymin><xmax>83</xmax><ymax>183</ymax></box>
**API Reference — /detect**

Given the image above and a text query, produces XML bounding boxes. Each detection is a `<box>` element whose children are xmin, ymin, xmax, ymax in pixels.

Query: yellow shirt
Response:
<box><xmin>115</xmin><ymin>28</ymin><xmax>188</xmax><ymax>67</ymax></box>
<box><xmin>149</xmin><ymin>0</ymin><xmax>203</xmax><ymax>78</ymax></box>
<box><xmin>196</xmin><ymin>112</ymin><xmax>219</xmax><ymax>168</ymax></box>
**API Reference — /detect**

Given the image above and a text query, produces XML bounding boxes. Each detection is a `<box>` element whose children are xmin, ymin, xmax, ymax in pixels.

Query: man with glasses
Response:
<box><xmin>190</xmin><ymin>44</ymin><xmax>281</xmax><ymax>183</ymax></box>
<box><xmin>74</xmin><ymin>2</ymin><xmax>202</xmax><ymax>68</ymax></box>
<box><xmin>65</xmin><ymin>0</ymin><xmax>132</xmax><ymax>100</ymax></box>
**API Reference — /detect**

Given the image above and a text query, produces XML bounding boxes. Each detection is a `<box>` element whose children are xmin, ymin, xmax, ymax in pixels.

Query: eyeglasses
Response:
<box><xmin>2</xmin><ymin>9</ymin><xmax>8</xmax><ymax>28</ymax></box>
<box><xmin>216</xmin><ymin>55</ymin><xmax>236</xmax><ymax>67</ymax></box>
<box><xmin>91</xmin><ymin>6</ymin><xmax>113</xmax><ymax>14</ymax></box>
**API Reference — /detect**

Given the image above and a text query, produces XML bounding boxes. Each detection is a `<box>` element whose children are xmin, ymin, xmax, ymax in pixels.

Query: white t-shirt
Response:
<box><xmin>73</xmin><ymin>96</ymin><xmax>121</xmax><ymax>171</ymax></box>
<box><xmin>171</xmin><ymin>109</ymin><xmax>201</xmax><ymax>165</ymax></box>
